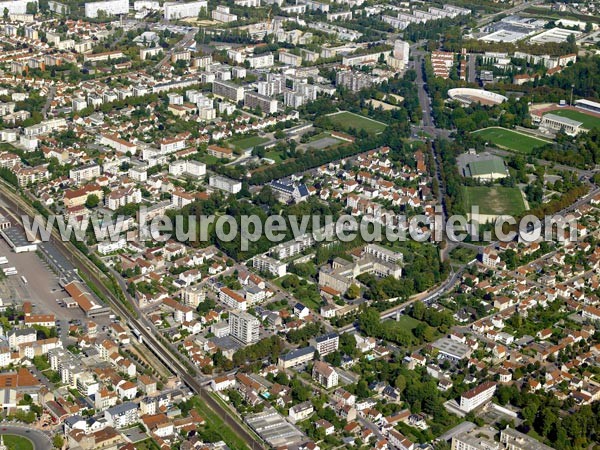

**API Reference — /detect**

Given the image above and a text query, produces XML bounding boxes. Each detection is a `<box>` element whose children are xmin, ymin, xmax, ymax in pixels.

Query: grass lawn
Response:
<box><xmin>473</xmin><ymin>127</ymin><xmax>550</xmax><ymax>153</ymax></box>
<box><xmin>463</xmin><ymin>186</ymin><xmax>526</xmax><ymax>216</ymax></box>
<box><xmin>544</xmin><ymin>109</ymin><xmax>600</xmax><ymax>130</ymax></box>
<box><xmin>264</xmin><ymin>150</ymin><xmax>284</xmax><ymax>163</ymax></box>
<box><xmin>135</xmin><ymin>439</ymin><xmax>161</xmax><ymax>450</ymax></box>
<box><xmin>228</xmin><ymin>135</ymin><xmax>269</xmax><ymax>150</ymax></box>
<box><xmin>327</xmin><ymin>111</ymin><xmax>387</xmax><ymax>134</ymax></box>
<box><xmin>308</xmin><ymin>131</ymin><xmax>335</xmax><ymax>142</ymax></box>
<box><xmin>197</xmin><ymin>154</ymin><xmax>222</xmax><ymax>164</ymax></box>
<box><xmin>449</xmin><ymin>247</ymin><xmax>478</xmax><ymax>264</ymax></box>
<box><xmin>0</xmin><ymin>435</ymin><xmax>33</xmax><ymax>450</ymax></box>
<box><xmin>191</xmin><ymin>397</ymin><xmax>251</xmax><ymax>450</ymax></box>
<box><xmin>395</xmin><ymin>315</ymin><xmax>422</xmax><ymax>331</ymax></box>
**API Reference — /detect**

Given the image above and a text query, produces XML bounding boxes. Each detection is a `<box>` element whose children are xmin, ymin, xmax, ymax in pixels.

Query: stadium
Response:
<box><xmin>448</xmin><ymin>88</ymin><xmax>508</xmax><ymax>106</ymax></box>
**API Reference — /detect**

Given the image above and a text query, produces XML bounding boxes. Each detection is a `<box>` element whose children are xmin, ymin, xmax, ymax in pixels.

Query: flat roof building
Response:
<box><xmin>245</xmin><ymin>407</ymin><xmax>305</xmax><ymax>447</ymax></box>
<box><xmin>541</xmin><ymin>113</ymin><xmax>583</xmax><ymax>135</ymax></box>
<box><xmin>278</xmin><ymin>345</ymin><xmax>315</xmax><ymax>369</ymax></box>
<box><xmin>1</xmin><ymin>227</ymin><xmax>37</xmax><ymax>253</ymax></box>
<box><xmin>431</xmin><ymin>337</ymin><xmax>472</xmax><ymax>361</ymax></box>
<box><xmin>500</xmin><ymin>427</ymin><xmax>554</xmax><ymax>450</ymax></box>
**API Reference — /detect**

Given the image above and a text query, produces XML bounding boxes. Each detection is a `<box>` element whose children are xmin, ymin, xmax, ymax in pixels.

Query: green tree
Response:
<box><xmin>394</xmin><ymin>374</ymin><xmax>406</xmax><ymax>393</ymax></box>
<box><xmin>85</xmin><ymin>194</ymin><xmax>100</xmax><ymax>209</ymax></box>
<box><xmin>26</xmin><ymin>1</ymin><xmax>38</xmax><ymax>14</ymax></box>
<box><xmin>346</xmin><ymin>283</ymin><xmax>360</xmax><ymax>300</ymax></box>
<box><xmin>53</xmin><ymin>434</ymin><xmax>64</xmax><ymax>449</ymax></box>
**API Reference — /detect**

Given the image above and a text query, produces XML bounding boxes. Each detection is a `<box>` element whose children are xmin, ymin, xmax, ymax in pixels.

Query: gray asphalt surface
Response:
<box><xmin>0</xmin><ymin>424</ymin><xmax>53</xmax><ymax>449</ymax></box>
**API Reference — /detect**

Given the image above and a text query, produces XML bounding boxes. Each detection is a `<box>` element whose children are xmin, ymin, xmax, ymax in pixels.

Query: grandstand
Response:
<box><xmin>575</xmin><ymin>99</ymin><xmax>600</xmax><ymax>115</ymax></box>
<box><xmin>448</xmin><ymin>88</ymin><xmax>508</xmax><ymax>106</ymax></box>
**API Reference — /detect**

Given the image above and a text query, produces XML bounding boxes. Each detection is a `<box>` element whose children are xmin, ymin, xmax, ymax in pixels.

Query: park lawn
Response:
<box><xmin>544</xmin><ymin>109</ymin><xmax>600</xmax><ymax>130</ymax></box>
<box><xmin>1</xmin><ymin>435</ymin><xmax>33</xmax><ymax>450</ymax></box>
<box><xmin>473</xmin><ymin>127</ymin><xmax>550</xmax><ymax>153</ymax></box>
<box><xmin>395</xmin><ymin>315</ymin><xmax>422</xmax><ymax>331</ymax></box>
<box><xmin>463</xmin><ymin>186</ymin><xmax>526</xmax><ymax>216</ymax></box>
<box><xmin>264</xmin><ymin>150</ymin><xmax>284</xmax><ymax>163</ymax></box>
<box><xmin>197</xmin><ymin>155</ymin><xmax>222</xmax><ymax>165</ymax></box>
<box><xmin>228</xmin><ymin>135</ymin><xmax>269</xmax><ymax>150</ymax></box>
<box><xmin>327</xmin><ymin>111</ymin><xmax>387</xmax><ymax>134</ymax></box>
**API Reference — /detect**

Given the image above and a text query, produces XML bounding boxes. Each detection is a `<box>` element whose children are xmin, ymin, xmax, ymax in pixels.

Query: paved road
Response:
<box><xmin>0</xmin><ymin>424</ymin><xmax>53</xmax><ymax>449</ymax></box>
<box><xmin>41</xmin><ymin>86</ymin><xmax>56</xmax><ymax>119</ymax></box>
<box><xmin>154</xmin><ymin>29</ymin><xmax>197</xmax><ymax>69</ymax></box>
<box><xmin>467</xmin><ymin>54</ymin><xmax>477</xmax><ymax>84</ymax></box>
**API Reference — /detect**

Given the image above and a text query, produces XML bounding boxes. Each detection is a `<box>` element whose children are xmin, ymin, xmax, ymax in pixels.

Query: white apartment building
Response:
<box><xmin>289</xmin><ymin>401</ymin><xmax>314</xmax><ymax>423</ymax></box>
<box><xmin>169</xmin><ymin>160</ymin><xmax>206</xmax><ymax>178</ymax></box>
<box><xmin>24</xmin><ymin>118</ymin><xmax>67</xmax><ymax>137</ymax></box>
<box><xmin>0</xmin><ymin>0</ymin><xmax>37</xmax><ymax>15</ymax></box>
<box><xmin>247</xmin><ymin>53</ymin><xmax>274</xmax><ymax>69</ymax></box>
<box><xmin>244</xmin><ymin>91</ymin><xmax>278</xmax><ymax>114</ymax></box>
<box><xmin>219</xmin><ymin>287</ymin><xmax>248</xmax><ymax>310</ymax></box>
<box><xmin>229</xmin><ymin>310</ymin><xmax>260</xmax><ymax>345</ymax></box>
<box><xmin>105</xmin><ymin>402</ymin><xmax>139</xmax><ymax>428</ymax></box>
<box><xmin>159</xmin><ymin>136</ymin><xmax>187</xmax><ymax>154</ymax></box>
<box><xmin>181</xmin><ymin>285</ymin><xmax>205</xmax><ymax>307</ymax></box>
<box><xmin>69</xmin><ymin>163</ymin><xmax>101</xmax><ymax>184</ymax></box>
<box><xmin>100</xmin><ymin>133</ymin><xmax>137</xmax><ymax>154</ymax></box>
<box><xmin>252</xmin><ymin>254</ymin><xmax>287</xmax><ymax>277</ymax></box>
<box><xmin>313</xmin><ymin>332</ymin><xmax>339</xmax><ymax>356</ymax></box>
<box><xmin>8</xmin><ymin>328</ymin><xmax>36</xmax><ymax>350</ymax></box>
<box><xmin>278</xmin><ymin>51</ymin><xmax>303</xmax><ymax>67</ymax></box>
<box><xmin>459</xmin><ymin>381</ymin><xmax>496</xmax><ymax>412</ymax></box>
<box><xmin>235</xmin><ymin>0</ymin><xmax>259</xmax><ymax>5</ymax></box>
<box><xmin>164</xmin><ymin>1</ymin><xmax>207</xmax><ymax>19</ymax></box>
<box><xmin>212</xmin><ymin>5</ymin><xmax>237</xmax><ymax>22</ymax></box>
<box><xmin>213</xmin><ymin>80</ymin><xmax>245</xmax><ymax>102</ymax></box>
<box><xmin>84</xmin><ymin>0</ymin><xmax>129</xmax><ymax>18</ymax></box>
<box><xmin>393</xmin><ymin>39</ymin><xmax>410</xmax><ymax>66</ymax></box>
<box><xmin>209</xmin><ymin>175</ymin><xmax>242</xmax><ymax>194</ymax></box>
<box><xmin>134</xmin><ymin>0</ymin><xmax>160</xmax><ymax>10</ymax></box>
<box><xmin>129</xmin><ymin>165</ymin><xmax>148</xmax><ymax>182</ymax></box>
<box><xmin>106</xmin><ymin>187</ymin><xmax>142</xmax><ymax>210</ymax></box>
<box><xmin>364</xmin><ymin>244</ymin><xmax>404</xmax><ymax>264</ymax></box>
<box><xmin>312</xmin><ymin>361</ymin><xmax>338</xmax><ymax>388</ymax></box>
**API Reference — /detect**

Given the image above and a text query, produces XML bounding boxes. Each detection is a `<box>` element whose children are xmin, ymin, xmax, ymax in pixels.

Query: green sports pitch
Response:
<box><xmin>463</xmin><ymin>186</ymin><xmax>526</xmax><ymax>216</ymax></box>
<box><xmin>543</xmin><ymin>109</ymin><xmax>600</xmax><ymax>131</ymax></box>
<box><xmin>228</xmin><ymin>135</ymin><xmax>269</xmax><ymax>150</ymax></box>
<box><xmin>473</xmin><ymin>127</ymin><xmax>550</xmax><ymax>153</ymax></box>
<box><xmin>327</xmin><ymin>111</ymin><xmax>387</xmax><ymax>134</ymax></box>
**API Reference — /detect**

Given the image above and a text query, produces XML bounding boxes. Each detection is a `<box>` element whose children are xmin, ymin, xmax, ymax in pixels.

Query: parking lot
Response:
<box><xmin>0</xmin><ymin>236</ymin><xmax>114</xmax><ymax>332</ymax></box>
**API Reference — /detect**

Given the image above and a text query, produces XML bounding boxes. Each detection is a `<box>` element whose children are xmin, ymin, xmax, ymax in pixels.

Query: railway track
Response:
<box><xmin>0</xmin><ymin>183</ymin><xmax>267</xmax><ymax>450</ymax></box>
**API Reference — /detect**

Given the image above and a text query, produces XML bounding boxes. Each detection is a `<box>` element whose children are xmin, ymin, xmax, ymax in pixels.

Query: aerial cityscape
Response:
<box><xmin>0</xmin><ymin>0</ymin><xmax>596</xmax><ymax>449</ymax></box>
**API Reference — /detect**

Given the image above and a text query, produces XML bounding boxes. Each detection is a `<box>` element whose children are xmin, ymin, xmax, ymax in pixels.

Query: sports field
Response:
<box><xmin>463</xmin><ymin>186</ymin><xmax>526</xmax><ymax>216</ymax></box>
<box><xmin>543</xmin><ymin>109</ymin><xmax>600</xmax><ymax>130</ymax></box>
<box><xmin>473</xmin><ymin>127</ymin><xmax>550</xmax><ymax>153</ymax></box>
<box><xmin>228</xmin><ymin>135</ymin><xmax>269</xmax><ymax>150</ymax></box>
<box><xmin>327</xmin><ymin>111</ymin><xmax>387</xmax><ymax>134</ymax></box>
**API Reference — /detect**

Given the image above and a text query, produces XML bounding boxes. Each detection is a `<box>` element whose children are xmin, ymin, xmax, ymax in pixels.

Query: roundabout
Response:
<box><xmin>0</xmin><ymin>424</ymin><xmax>53</xmax><ymax>450</ymax></box>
